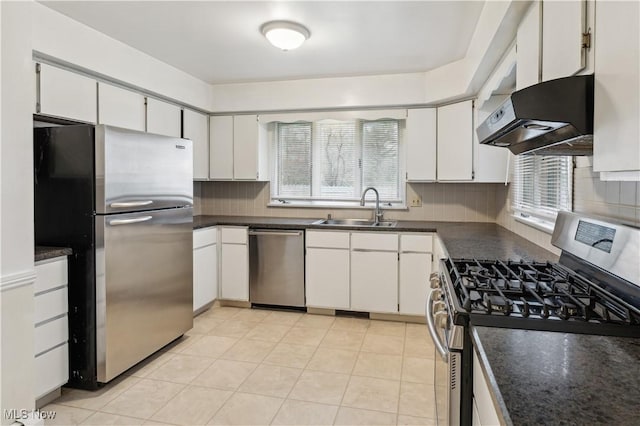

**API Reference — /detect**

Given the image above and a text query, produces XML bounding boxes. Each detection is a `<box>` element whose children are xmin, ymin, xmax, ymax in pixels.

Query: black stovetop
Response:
<box><xmin>443</xmin><ymin>258</ymin><xmax>640</xmax><ymax>337</ymax></box>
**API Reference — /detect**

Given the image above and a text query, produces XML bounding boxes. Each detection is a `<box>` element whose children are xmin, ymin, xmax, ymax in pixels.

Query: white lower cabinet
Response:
<box><xmin>34</xmin><ymin>256</ymin><xmax>69</xmax><ymax>400</ymax></box>
<box><xmin>350</xmin><ymin>232</ymin><xmax>399</xmax><ymax>314</ymax></box>
<box><xmin>473</xmin><ymin>350</ymin><xmax>502</xmax><ymax>426</ymax></box>
<box><xmin>220</xmin><ymin>227</ymin><xmax>249</xmax><ymax>301</ymax></box>
<box><xmin>193</xmin><ymin>227</ymin><xmax>218</xmax><ymax>313</ymax></box>
<box><xmin>399</xmin><ymin>234</ymin><xmax>433</xmax><ymax>315</ymax></box>
<box><xmin>351</xmin><ymin>250</ymin><xmax>398</xmax><ymax>313</ymax></box>
<box><xmin>305</xmin><ymin>231</ymin><xmax>350</xmax><ymax>309</ymax></box>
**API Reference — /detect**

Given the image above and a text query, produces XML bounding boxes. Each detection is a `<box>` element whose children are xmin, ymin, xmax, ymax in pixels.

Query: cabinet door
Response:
<box><xmin>210</xmin><ymin>115</ymin><xmax>234</xmax><ymax>179</ymax></box>
<box><xmin>406</xmin><ymin>108</ymin><xmax>437</xmax><ymax>181</ymax></box>
<box><xmin>146</xmin><ymin>98</ymin><xmax>181</xmax><ymax>137</ymax></box>
<box><xmin>542</xmin><ymin>1</ymin><xmax>585</xmax><ymax>81</ymax></box>
<box><xmin>233</xmin><ymin>114</ymin><xmax>259</xmax><ymax>180</ymax></box>
<box><xmin>193</xmin><ymin>243</ymin><xmax>217</xmax><ymax>312</ymax></box>
<box><xmin>306</xmin><ymin>248</ymin><xmax>350</xmax><ymax>309</ymax></box>
<box><xmin>184</xmin><ymin>109</ymin><xmax>209</xmax><ymax>180</ymax></box>
<box><xmin>220</xmin><ymin>243</ymin><xmax>248</xmax><ymax>301</ymax></box>
<box><xmin>351</xmin><ymin>251</ymin><xmax>398</xmax><ymax>313</ymax></box>
<box><xmin>98</xmin><ymin>83</ymin><xmax>145</xmax><ymax>131</ymax></box>
<box><xmin>473</xmin><ymin>351</ymin><xmax>502</xmax><ymax>426</ymax></box>
<box><xmin>593</xmin><ymin>1</ymin><xmax>640</xmax><ymax>175</ymax></box>
<box><xmin>474</xmin><ymin>96</ymin><xmax>511</xmax><ymax>183</ymax></box>
<box><xmin>39</xmin><ymin>64</ymin><xmax>97</xmax><ymax>123</ymax></box>
<box><xmin>399</xmin><ymin>252</ymin><xmax>432</xmax><ymax>315</ymax></box>
<box><xmin>437</xmin><ymin>100</ymin><xmax>473</xmax><ymax>181</ymax></box>
<box><xmin>516</xmin><ymin>2</ymin><xmax>541</xmax><ymax>90</ymax></box>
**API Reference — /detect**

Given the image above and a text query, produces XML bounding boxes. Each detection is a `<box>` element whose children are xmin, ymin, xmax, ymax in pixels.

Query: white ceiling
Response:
<box><xmin>41</xmin><ymin>1</ymin><xmax>486</xmax><ymax>85</ymax></box>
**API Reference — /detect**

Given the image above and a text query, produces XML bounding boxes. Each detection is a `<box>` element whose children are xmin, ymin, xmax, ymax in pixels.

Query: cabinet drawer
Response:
<box><xmin>401</xmin><ymin>234</ymin><xmax>433</xmax><ymax>253</ymax></box>
<box><xmin>351</xmin><ymin>232</ymin><xmax>398</xmax><ymax>251</ymax></box>
<box><xmin>35</xmin><ymin>315</ymin><xmax>68</xmax><ymax>355</ymax></box>
<box><xmin>306</xmin><ymin>231</ymin><xmax>350</xmax><ymax>249</ymax></box>
<box><xmin>34</xmin><ymin>258</ymin><xmax>68</xmax><ymax>294</ymax></box>
<box><xmin>221</xmin><ymin>227</ymin><xmax>247</xmax><ymax>244</ymax></box>
<box><xmin>34</xmin><ymin>287</ymin><xmax>68</xmax><ymax>324</ymax></box>
<box><xmin>193</xmin><ymin>227</ymin><xmax>217</xmax><ymax>249</ymax></box>
<box><xmin>35</xmin><ymin>343</ymin><xmax>69</xmax><ymax>399</ymax></box>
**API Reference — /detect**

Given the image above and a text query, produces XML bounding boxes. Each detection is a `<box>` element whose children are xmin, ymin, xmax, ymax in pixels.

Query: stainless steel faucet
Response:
<box><xmin>360</xmin><ymin>187</ymin><xmax>383</xmax><ymax>224</ymax></box>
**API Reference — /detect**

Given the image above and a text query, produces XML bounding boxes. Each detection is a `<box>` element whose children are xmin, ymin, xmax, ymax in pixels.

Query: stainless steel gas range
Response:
<box><xmin>427</xmin><ymin>212</ymin><xmax>640</xmax><ymax>425</ymax></box>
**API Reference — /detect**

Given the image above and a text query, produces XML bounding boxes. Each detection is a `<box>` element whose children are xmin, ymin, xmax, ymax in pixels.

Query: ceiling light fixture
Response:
<box><xmin>261</xmin><ymin>20</ymin><xmax>310</xmax><ymax>51</ymax></box>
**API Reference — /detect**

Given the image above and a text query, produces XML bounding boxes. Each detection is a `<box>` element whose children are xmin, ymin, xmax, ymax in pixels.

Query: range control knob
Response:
<box><xmin>433</xmin><ymin>301</ymin><xmax>446</xmax><ymax>313</ymax></box>
<box><xmin>435</xmin><ymin>311</ymin><xmax>448</xmax><ymax>329</ymax></box>
<box><xmin>429</xmin><ymin>272</ymin><xmax>441</xmax><ymax>289</ymax></box>
<box><xmin>431</xmin><ymin>289</ymin><xmax>443</xmax><ymax>301</ymax></box>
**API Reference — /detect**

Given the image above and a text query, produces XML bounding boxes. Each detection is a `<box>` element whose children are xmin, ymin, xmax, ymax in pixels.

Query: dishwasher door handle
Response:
<box><xmin>248</xmin><ymin>231</ymin><xmax>303</xmax><ymax>237</ymax></box>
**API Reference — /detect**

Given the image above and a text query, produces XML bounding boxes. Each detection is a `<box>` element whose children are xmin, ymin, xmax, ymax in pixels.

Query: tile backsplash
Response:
<box><xmin>196</xmin><ymin>181</ymin><xmax>503</xmax><ymax>223</ymax></box>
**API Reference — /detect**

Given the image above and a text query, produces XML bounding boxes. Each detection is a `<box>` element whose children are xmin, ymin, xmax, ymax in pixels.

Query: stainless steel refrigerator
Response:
<box><xmin>34</xmin><ymin>124</ymin><xmax>193</xmax><ymax>389</ymax></box>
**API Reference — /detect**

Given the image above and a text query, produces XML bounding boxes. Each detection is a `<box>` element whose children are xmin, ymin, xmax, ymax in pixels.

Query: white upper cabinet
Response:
<box><xmin>38</xmin><ymin>63</ymin><xmax>97</xmax><ymax>123</ymax></box>
<box><xmin>146</xmin><ymin>98</ymin><xmax>181</xmax><ymax>137</ymax></box>
<box><xmin>210</xmin><ymin>115</ymin><xmax>268</xmax><ymax>181</ymax></box>
<box><xmin>516</xmin><ymin>2</ymin><xmax>541</xmax><ymax>90</ymax></box>
<box><xmin>542</xmin><ymin>0</ymin><xmax>586</xmax><ymax>81</ymax></box>
<box><xmin>98</xmin><ymin>82</ymin><xmax>145</xmax><ymax>132</ymax></box>
<box><xmin>437</xmin><ymin>100</ymin><xmax>474</xmax><ymax>181</ymax></box>
<box><xmin>593</xmin><ymin>0</ymin><xmax>640</xmax><ymax>179</ymax></box>
<box><xmin>209</xmin><ymin>115</ymin><xmax>234</xmax><ymax>180</ymax></box>
<box><xmin>184</xmin><ymin>109</ymin><xmax>209</xmax><ymax>180</ymax></box>
<box><xmin>233</xmin><ymin>114</ymin><xmax>268</xmax><ymax>180</ymax></box>
<box><xmin>406</xmin><ymin>108</ymin><xmax>437</xmax><ymax>182</ymax></box>
<box><xmin>474</xmin><ymin>96</ymin><xmax>511</xmax><ymax>183</ymax></box>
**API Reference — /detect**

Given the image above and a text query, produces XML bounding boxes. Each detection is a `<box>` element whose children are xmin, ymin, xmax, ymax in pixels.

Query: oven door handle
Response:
<box><xmin>426</xmin><ymin>291</ymin><xmax>449</xmax><ymax>362</ymax></box>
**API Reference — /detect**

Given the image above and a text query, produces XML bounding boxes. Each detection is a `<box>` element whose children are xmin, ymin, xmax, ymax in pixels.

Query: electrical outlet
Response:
<box><xmin>410</xmin><ymin>196</ymin><xmax>422</xmax><ymax>207</ymax></box>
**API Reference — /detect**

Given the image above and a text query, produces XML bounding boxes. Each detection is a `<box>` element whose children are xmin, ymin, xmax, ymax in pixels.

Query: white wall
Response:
<box><xmin>1</xmin><ymin>1</ymin><xmax>36</xmax><ymax>422</ymax></box>
<box><xmin>32</xmin><ymin>2</ymin><xmax>212</xmax><ymax>111</ymax></box>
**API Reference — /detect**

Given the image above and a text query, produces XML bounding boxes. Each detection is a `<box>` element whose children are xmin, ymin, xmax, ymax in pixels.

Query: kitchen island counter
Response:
<box><xmin>193</xmin><ymin>215</ymin><xmax>557</xmax><ymax>262</ymax></box>
<box><xmin>471</xmin><ymin>326</ymin><xmax>640</xmax><ymax>426</ymax></box>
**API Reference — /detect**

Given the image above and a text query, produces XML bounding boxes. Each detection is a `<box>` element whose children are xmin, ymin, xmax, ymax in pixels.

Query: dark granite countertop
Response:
<box><xmin>35</xmin><ymin>246</ymin><xmax>72</xmax><ymax>262</ymax></box>
<box><xmin>472</xmin><ymin>326</ymin><xmax>640</xmax><ymax>426</ymax></box>
<box><xmin>193</xmin><ymin>215</ymin><xmax>557</xmax><ymax>262</ymax></box>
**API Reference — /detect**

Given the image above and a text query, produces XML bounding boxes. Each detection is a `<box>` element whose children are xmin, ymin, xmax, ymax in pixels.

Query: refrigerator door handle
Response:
<box><xmin>110</xmin><ymin>200</ymin><xmax>154</xmax><ymax>208</ymax></box>
<box><xmin>109</xmin><ymin>216</ymin><xmax>153</xmax><ymax>226</ymax></box>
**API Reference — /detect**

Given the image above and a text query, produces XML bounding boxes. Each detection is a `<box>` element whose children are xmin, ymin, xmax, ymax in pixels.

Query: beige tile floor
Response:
<box><xmin>44</xmin><ymin>306</ymin><xmax>438</xmax><ymax>425</ymax></box>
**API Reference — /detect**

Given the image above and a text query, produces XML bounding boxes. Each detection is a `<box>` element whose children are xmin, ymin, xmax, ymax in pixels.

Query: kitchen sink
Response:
<box><xmin>312</xmin><ymin>218</ymin><xmax>397</xmax><ymax>227</ymax></box>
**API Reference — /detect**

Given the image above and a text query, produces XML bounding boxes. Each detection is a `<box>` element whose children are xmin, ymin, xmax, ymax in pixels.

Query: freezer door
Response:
<box><xmin>95</xmin><ymin>125</ymin><xmax>193</xmax><ymax>214</ymax></box>
<box><xmin>96</xmin><ymin>207</ymin><xmax>193</xmax><ymax>383</ymax></box>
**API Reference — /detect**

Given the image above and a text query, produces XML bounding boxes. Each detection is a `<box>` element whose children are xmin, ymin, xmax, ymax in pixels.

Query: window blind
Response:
<box><xmin>513</xmin><ymin>155</ymin><xmax>573</xmax><ymax>220</ymax></box>
<box><xmin>274</xmin><ymin>119</ymin><xmax>401</xmax><ymax>203</ymax></box>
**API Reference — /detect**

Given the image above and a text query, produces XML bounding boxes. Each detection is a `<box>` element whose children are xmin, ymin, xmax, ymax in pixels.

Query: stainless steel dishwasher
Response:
<box><xmin>249</xmin><ymin>229</ymin><xmax>305</xmax><ymax>307</ymax></box>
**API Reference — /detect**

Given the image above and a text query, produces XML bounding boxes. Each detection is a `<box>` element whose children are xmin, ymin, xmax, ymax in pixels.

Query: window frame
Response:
<box><xmin>512</xmin><ymin>154</ymin><xmax>574</xmax><ymax>230</ymax></box>
<box><xmin>270</xmin><ymin>118</ymin><xmax>406</xmax><ymax>208</ymax></box>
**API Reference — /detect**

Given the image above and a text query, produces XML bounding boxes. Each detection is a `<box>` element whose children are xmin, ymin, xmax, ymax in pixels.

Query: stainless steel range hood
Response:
<box><xmin>476</xmin><ymin>75</ymin><xmax>594</xmax><ymax>155</ymax></box>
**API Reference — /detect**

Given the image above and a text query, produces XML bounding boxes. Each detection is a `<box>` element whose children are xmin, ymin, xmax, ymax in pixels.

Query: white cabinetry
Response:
<box><xmin>193</xmin><ymin>227</ymin><xmax>218</xmax><ymax>313</ymax></box>
<box><xmin>34</xmin><ymin>256</ymin><xmax>69</xmax><ymax>400</ymax></box>
<box><xmin>399</xmin><ymin>234</ymin><xmax>433</xmax><ymax>315</ymax></box>
<box><xmin>37</xmin><ymin>63</ymin><xmax>97</xmax><ymax>123</ymax></box>
<box><xmin>437</xmin><ymin>100</ymin><xmax>473</xmax><ymax>181</ymax></box>
<box><xmin>406</xmin><ymin>108</ymin><xmax>437</xmax><ymax>182</ymax></box>
<box><xmin>210</xmin><ymin>115</ymin><xmax>234</xmax><ymax>179</ymax></box>
<box><xmin>593</xmin><ymin>1</ymin><xmax>640</xmax><ymax>180</ymax></box>
<box><xmin>541</xmin><ymin>0</ymin><xmax>586</xmax><ymax>81</ymax></box>
<box><xmin>305</xmin><ymin>231</ymin><xmax>350</xmax><ymax>309</ymax></box>
<box><xmin>233</xmin><ymin>115</ymin><xmax>268</xmax><ymax>180</ymax></box>
<box><xmin>184</xmin><ymin>109</ymin><xmax>210</xmax><ymax>180</ymax></box>
<box><xmin>473</xmin><ymin>96</ymin><xmax>511</xmax><ymax>183</ymax></box>
<box><xmin>209</xmin><ymin>115</ymin><xmax>268</xmax><ymax>181</ymax></box>
<box><xmin>98</xmin><ymin>82</ymin><xmax>145</xmax><ymax>131</ymax></box>
<box><xmin>350</xmin><ymin>232</ymin><xmax>398</xmax><ymax>313</ymax></box>
<box><xmin>473</xmin><ymin>351</ymin><xmax>502</xmax><ymax>426</ymax></box>
<box><xmin>220</xmin><ymin>227</ymin><xmax>249</xmax><ymax>301</ymax></box>
<box><xmin>516</xmin><ymin>2</ymin><xmax>541</xmax><ymax>90</ymax></box>
<box><xmin>146</xmin><ymin>98</ymin><xmax>181</xmax><ymax>137</ymax></box>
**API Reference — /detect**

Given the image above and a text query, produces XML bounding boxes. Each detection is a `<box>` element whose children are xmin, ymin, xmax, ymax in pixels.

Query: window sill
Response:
<box><xmin>268</xmin><ymin>200</ymin><xmax>408</xmax><ymax>210</ymax></box>
<box><xmin>513</xmin><ymin>213</ymin><xmax>555</xmax><ymax>235</ymax></box>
